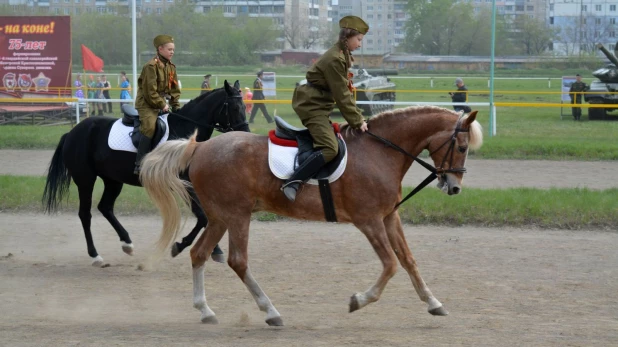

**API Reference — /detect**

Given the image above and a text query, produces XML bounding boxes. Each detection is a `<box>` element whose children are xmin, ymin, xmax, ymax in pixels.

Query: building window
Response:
<box><xmin>224</xmin><ymin>5</ymin><xmax>233</xmax><ymax>13</ymax></box>
<box><xmin>549</xmin><ymin>17</ymin><xmax>554</xmax><ymax>25</ymax></box>
<box><xmin>366</xmin><ymin>6</ymin><xmax>373</xmax><ymax>10</ymax></box>
<box><xmin>581</xmin><ymin>5</ymin><xmax>587</xmax><ymax>12</ymax></box>
<box><xmin>610</xmin><ymin>31</ymin><xmax>616</xmax><ymax>38</ymax></box>
<box><xmin>203</xmin><ymin>6</ymin><xmax>209</xmax><ymax>13</ymax></box>
<box><xmin>595</xmin><ymin>18</ymin><xmax>601</xmax><ymax>25</ymax></box>
<box><xmin>515</xmin><ymin>5</ymin><xmax>523</xmax><ymax>11</ymax></box>
<box><xmin>75</xmin><ymin>7</ymin><xmax>80</xmax><ymax>13</ymax></box>
<box><xmin>611</xmin><ymin>18</ymin><xmax>616</xmax><ymax>25</ymax></box>
<box><xmin>582</xmin><ymin>18</ymin><xmax>587</xmax><ymax>25</ymax></box>
<box><xmin>549</xmin><ymin>4</ymin><xmax>553</xmax><ymax>11</ymax></box>
<box><xmin>526</xmin><ymin>5</ymin><xmax>533</xmax><ymax>11</ymax></box>
<box><xmin>156</xmin><ymin>7</ymin><xmax>162</xmax><ymax>14</ymax></box>
<box><xmin>146</xmin><ymin>7</ymin><xmax>151</xmax><ymax>13</ymax></box>
<box><xmin>367</xmin><ymin>39</ymin><xmax>373</xmax><ymax>44</ymax></box>
<box><xmin>367</xmin><ymin>14</ymin><xmax>373</xmax><ymax>19</ymax></box>
<box><xmin>610</xmin><ymin>5</ymin><xmax>616</xmax><ymax>12</ymax></box>
<box><xmin>64</xmin><ymin>8</ymin><xmax>70</xmax><ymax>14</ymax></box>
<box><xmin>595</xmin><ymin>5</ymin><xmax>601</xmax><ymax>12</ymax></box>
<box><xmin>54</xmin><ymin>7</ymin><xmax>59</xmax><ymax>13</ymax></box>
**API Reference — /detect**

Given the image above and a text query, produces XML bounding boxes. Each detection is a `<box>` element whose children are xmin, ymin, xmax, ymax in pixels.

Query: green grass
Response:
<box><xmin>4</xmin><ymin>175</ymin><xmax>617</xmax><ymax>229</ymax></box>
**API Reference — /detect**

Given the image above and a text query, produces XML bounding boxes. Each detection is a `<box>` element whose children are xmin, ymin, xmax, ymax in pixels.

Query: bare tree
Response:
<box><xmin>283</xmin><ymin>17</ymin><xmax>327</xmax><ymax>50</ymax></box>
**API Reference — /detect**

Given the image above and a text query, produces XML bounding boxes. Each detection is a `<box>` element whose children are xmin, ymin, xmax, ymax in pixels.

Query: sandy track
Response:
<box><xmin>1</xmin><ymin>214</ymin><xmax>617</xmax><ymax>346</ymax></box>
<box><xmin>2</xmin><ymin>149</ymin><xmax>617</xmax><ymax>189</ymax></box>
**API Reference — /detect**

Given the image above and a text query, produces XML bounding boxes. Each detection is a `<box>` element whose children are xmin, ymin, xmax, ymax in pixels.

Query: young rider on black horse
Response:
<box><xmin>134</xmin><ymin>34</ymin><xmax>181</xmax><ymax>174</ymax></box>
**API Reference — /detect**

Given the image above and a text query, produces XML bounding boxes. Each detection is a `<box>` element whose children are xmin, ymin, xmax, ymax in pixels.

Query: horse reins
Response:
<box><xmin>168</xmin><ymin>93</ymin><xmax>247</xmax><ymax>133</ymax></box>
<box><xmin>366</xmin><ymin>116</ymin><xmax>469</xmax><ymax>210</ymax></box>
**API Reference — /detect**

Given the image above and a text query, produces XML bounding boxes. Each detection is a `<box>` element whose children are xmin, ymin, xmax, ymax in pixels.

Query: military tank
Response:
<box><xmin>297</xmin><ymin>67</ymin><xmax>397</xmax><ymax>117</ymax></box>
<box><xmin>584</xmin><ymin>42</ymin><xmax>618</xmax><ymax>120</ymax></box>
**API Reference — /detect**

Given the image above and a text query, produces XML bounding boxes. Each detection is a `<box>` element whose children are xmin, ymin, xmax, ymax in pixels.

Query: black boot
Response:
<box><xmin>134</xmin><ymin>135</ymin><xmax>153</xmax><ymax>175</ymax></box>
<box><xmin>280</xmin><ymin>150</ymin><xmax>326</xmax><ymax>202</ymax></box>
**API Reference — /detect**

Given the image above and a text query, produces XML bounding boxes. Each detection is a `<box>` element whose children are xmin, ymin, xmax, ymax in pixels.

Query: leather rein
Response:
<box><xmin>168</xmin><ymin>93</ymin><xmax>247</xmax><ymax>133</ymax></box>
<box><xmin>366</xmin><ymin>116</ymin><xmax>469</xmax><ymax>210</ymax></box>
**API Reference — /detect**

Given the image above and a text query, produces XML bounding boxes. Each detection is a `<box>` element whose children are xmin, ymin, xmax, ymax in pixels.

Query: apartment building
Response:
<box><xmin>548</xmin><ymin>0</ymin><xmax>617</xmax><ymax>55</ymax></box>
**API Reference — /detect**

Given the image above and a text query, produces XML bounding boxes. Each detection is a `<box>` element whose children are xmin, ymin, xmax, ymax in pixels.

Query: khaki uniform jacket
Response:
<box><xmin>135</xmin><ymin>55</ymin><xmax>180</xmax><ymax>137</ymax></box>
<box><xmin>294</xmin><ymin>43</ymin><xmax>364</xmax><ymax>129</ymax></box>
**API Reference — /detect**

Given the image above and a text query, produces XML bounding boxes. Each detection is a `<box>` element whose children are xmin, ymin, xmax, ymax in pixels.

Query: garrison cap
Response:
<box><xmin>153</xmin><ymin>34</ymin><xmax>174</xmax><ymax>48</ymax></box>
<box><xmin>204</xmin><ymin>74</ymin><xmax>212</xmax><ymax>78</ymax></box>
<box><xmin>339</xmin><ymin>16</ymin><xmax>369</xmax><ymax>35</ymax></box>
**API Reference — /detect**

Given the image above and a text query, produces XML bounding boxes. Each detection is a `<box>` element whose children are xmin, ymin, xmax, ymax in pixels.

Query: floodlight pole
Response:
<box><xmin>489</xmin><ymin>0</ymin><xmax>496</xmax><ymax>137</ymax></box>
<box><xmin>132</xmin><ymin>0</ymin><xmax>138</xmax><ymax>102</ymax></box>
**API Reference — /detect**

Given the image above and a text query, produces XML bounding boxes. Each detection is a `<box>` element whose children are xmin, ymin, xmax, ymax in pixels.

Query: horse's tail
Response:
<box><xmin>140</xmin><ymin>131</ymin><xmax>199</xmax><ymax>258</ymax></box>
<box><xmin>43</xmin><ymin>133</ymin><xmax>71</xmax><ymax>214</ymax></box>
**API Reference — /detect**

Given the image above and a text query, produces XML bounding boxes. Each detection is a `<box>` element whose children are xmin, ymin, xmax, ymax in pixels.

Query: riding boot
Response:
<box><xmin>133</xmin><ymin>135</ymin><xmax>153</xmax><ymax>175</ymax></box>
<box><xmin>280</xmin><ymin>150</ymin><xmax>326</xmax><ymax>202</ymax></box>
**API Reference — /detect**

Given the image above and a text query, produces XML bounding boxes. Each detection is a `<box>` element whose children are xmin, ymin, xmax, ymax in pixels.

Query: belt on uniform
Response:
<box><xmin>306</xmin><ymin>82</ymin><xmax>331</xmax><ymax>93</ymax></box>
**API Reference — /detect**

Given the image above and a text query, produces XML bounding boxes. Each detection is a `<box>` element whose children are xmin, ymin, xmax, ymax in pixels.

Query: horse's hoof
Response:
<box><xmin>122</xmin><ymin>243</ymin><xmax>134</xmax><ymax>256</ymax></box>
<box><xmin>349</xmin><ymin>294</ymin><xmax>360</xmax><ymax>313</ymax></box>
<box><xmin>428</xmin><ymin>306</ymin><xmax>449</xmax><ymax>316</ymax></box>
<box><xmin>91</xmin><ymin>255</ymin><xmax>105</xmax><ymax>268</ymax></box>
<box><xmin>211</xmin><ymin>253</ymin><xmax>225</xmax><ymax>263</ymax></box>
<box><xmin>171</xmin><ymin>243</ymin><xmax>181</xmax><ymax>258</ymax></box>
<box><xmin>266</xmin><ymin>317</ymin><xmax>284</xmax><ymax>326</ymax></box>
<box><xmin>201</xmin><ymin>315</ymin><xmax>219</xmax><ymax>324</ymax></box>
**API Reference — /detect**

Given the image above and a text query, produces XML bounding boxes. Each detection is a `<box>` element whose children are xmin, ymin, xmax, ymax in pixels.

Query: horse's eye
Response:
<box><xmin>458</xmin><ymin>146</ymin><xmax>467</xmax><ymax>153</ymax></box>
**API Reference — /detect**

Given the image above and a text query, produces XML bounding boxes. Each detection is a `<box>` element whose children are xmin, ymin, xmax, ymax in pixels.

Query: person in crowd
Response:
<box><xmin>133</xmin><ymin>34</ymin><xmax>180</xmax><ymax>175</ymax></box>
<box><xmin>243</xmin><ymin>87</ymin><xmax>253</xmax><ymax>114</ymax></box>
<box><xmin>249</xmin><ymin>70</ymin><xmax>273</xmax><ymax>124</ymax></box>
<box><xmin>95</xmin><ymin>76</ymin><xmax>105</xmax><ymax>116</ymax></box>
<box><xmin>281</xmin><ymin>15</ymin><xmax>369</xmax><ymax>202</ymax></box>
<box><xmin>87</xmin><ymin>75</ymin><xmax>97</xmax><ymax>116</ymax></box>
<box><xmin>449</xmin><ymin>77</ymin><xmax>471</xmax><ymax>113</ymax></box>
<box><xmin>119</xmin><ymin>71</ymin><xmax>131</xmax><ymax>107</ymax></box>
<box><xmin>200</xmin><ymin>74</ymin><xmax>212</xmax><ymax>95</ymax></box>
<box><xmin>74</xmin><ymin>74</ymin><xmax>84</xmax><ymax>99</ymax></box>
<box><xmin>101</xmin><ymin>75</ymin><xmax>112</xmax><ymax>114</ymax></box>
<box><xmin>569</xmin><ymin>73</ymin><xmax>589</xmax><ymax>121</ymax></box>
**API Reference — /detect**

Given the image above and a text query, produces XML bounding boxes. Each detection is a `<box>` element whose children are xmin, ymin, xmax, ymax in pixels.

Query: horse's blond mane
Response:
<box><xmin>341</xmin><ymin>105</ymin><xmax>483</xmax><ymax>149</ymax></box>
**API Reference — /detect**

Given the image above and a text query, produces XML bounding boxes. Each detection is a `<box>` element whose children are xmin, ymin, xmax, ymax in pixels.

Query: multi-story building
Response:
<box><xmin>336</xmin><ymin>0</ymin><xmax>408</xmax><ymax>54</ymax></box>
<box><xmin>548</xmin><ymin>0</ymin><xmax>617</xmax><ymax>55</ymax></box>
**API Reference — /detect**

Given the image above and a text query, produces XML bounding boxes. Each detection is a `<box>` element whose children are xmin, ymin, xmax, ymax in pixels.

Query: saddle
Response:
<box><xmin>121</xmin><ymin>104</ymin><xmax>167</xmax><ymax>149</ymax></box>
<box><xmin>273</xmin><ymin>116</ymin><xmax>346</xmax><ymax>179</ymax></box>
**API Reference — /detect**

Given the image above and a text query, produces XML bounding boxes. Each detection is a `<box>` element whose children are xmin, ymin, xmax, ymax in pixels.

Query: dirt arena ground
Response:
<box><xmin>1</xmin><ymin>150</ymin><xmax>617</xmax><ymax>346</ymax></box>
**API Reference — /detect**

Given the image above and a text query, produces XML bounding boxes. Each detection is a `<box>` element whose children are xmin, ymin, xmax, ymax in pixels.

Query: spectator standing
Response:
<box><xmin>243</xmin><ymin>87</ymin><xmax>253</xmax><ymax>114</ymax></box>
<box><xmin>569</xmin><ymin>73</ymin><xmax>588</xmax><ymax>121</ymax></box>
<box><xmin>249</xmin><ymin>70</ymin><xmax>273</xmax><ymax>124</ymax></box>
<box><xmin>449</xmin><ymin>78</ymin><xmax>471</xmax><ymax>113</ymax></box>
<box><xmin>101</xmin><ymin>75</ymin><xmax>112</xmax><ymax>114</ymax></box>
<box><xmin>87</xmin><ymin>75</ymin><xmax>97</xmax><ymax>116</ymax></box>
<box><xmin>95</xmin><ymin>76</ymin><xmax>105</xmax><ymax>116</ymax></box>
<box><xmin>119</xmin><ymin>71</ymin><xmax>131</xmax><ymax>107</ymax></box>
<box><xmin>74</xmin><ymin>74</ymin><xmax>84</xmax><ymax>99</ymax></box>
<box><xmin>200</xmin><ymin>74</ymin><xmax>211</xmax><ymax>95</ymax></box>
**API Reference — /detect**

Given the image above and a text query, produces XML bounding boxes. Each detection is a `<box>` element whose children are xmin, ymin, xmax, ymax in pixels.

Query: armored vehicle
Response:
<box><xmin>584</xmin><ymin>42</ymin><xmax>618</xmax><ymax>120</ymax></box>
<box><xmin>297</xmin><ymin>67</ymin><xmax>397</xmax><ymax>117</ymax></box>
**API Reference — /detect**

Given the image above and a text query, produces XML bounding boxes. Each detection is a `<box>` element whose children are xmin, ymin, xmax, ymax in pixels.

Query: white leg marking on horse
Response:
<box><xmin>192</xmin><ymin>264</ymin><xmax>217</xmax><ymax>323</ymax></box>
<box><xmin>243</xmin><ymin>271</ymin><xmax>282</xmax><ymax>324</ymax></box>
<box><xmin>353</xmin><ymin>285</ymin><xmax>380</xmax><ymax>310</ymax></box>
<box><xmin>427</xmin><ymin>297</ymin><xmax>443</xmax><ymax>311</ymax></box>
<box><xmin>121</xmin><ymin>242</ymin><xmax>134</xmax><ymax>255</ymax></box>
<box><xmin>91</xmin><ymin>255</ymin><xmax>104</xmax><ymax>267</ymax></box>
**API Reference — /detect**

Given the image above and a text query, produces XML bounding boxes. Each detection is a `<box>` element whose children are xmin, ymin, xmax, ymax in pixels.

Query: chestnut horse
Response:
<box><xmin>140</xmin><ymin>106</ymin><xmax>483</xmax><ymax>325</ymax></box>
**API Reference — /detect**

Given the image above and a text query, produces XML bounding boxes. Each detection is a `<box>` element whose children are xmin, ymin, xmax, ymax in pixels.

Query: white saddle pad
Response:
<box><xmin>268</xmin><ymin>134</ymin><xmax>347</xmax><ymax>185</ymax></box>
<box><xmin>108</xmin><ymin>114</ymin><xmax>170</xmax><ymax>153</ymax></box>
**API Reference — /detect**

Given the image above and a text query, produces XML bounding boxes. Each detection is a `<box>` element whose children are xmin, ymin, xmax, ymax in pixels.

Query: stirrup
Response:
<box><xmin>280</xmin><ymin>180</ymin><xmax>302</xmax><ymax>191</ymax></box>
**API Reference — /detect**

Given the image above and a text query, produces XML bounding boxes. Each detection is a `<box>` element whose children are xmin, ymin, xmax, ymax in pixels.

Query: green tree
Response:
<box><xmin>511</xmin><ymin>15</ymin><xmax>556</xmax><ymax>55</ymax></box>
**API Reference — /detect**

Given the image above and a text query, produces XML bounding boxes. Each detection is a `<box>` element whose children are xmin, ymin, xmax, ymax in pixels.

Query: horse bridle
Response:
<box><xmin>169</xmin><ymin>92</ymin><xmax>247</xmax><ymax>133</ymax></box>
<box><xmin>366</xmin><ymin>115</ymin><xmax>469</xmax><ymax>209</ymax></box>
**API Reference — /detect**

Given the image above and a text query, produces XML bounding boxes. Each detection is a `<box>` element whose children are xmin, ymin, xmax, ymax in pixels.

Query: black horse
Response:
<box><xmin>43</xmin><ymin>80</ymin><xmax>248</xmax><ymax>267</ymax></box>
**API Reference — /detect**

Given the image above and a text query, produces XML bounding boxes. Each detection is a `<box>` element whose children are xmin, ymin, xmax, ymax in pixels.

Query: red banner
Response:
<box><xmin>0</xmin><ymin>16</ymin><xmax>72</xmax><ymax>99</ymax></box>
<box><xmin>81</xmin><ymin>44</ymin><xmax>104</xmax><ymax>73</ymax></box>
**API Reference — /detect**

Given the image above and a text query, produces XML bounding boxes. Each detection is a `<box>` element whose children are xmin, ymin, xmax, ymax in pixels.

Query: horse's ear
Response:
<box><xmin>464</xmin><ymin>110</ymin><xmax>478</xmax><ymax>125</ymax></box>
<box><xmin>224</xmin><ymin>80</ymin><xmax>232</xmax><ymax>94</ymax></box>
<box><xmin>234</xmin><ymin>80</ymin><xmax>240</xmax><ymax>90</ymax></box>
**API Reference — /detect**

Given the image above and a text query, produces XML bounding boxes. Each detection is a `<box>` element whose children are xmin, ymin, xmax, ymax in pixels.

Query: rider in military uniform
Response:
<box><xmin>569</xmin><ymin>74</ymin><xmax>588</xmax><ymax>121</ymax></box>
<box><xmin>134</xmin><ymin>34</ymin><xmax>181</xmax><ymax>174</ymax></box>
<box><xmin>281</xmin><ymin>15</ymin><xmax>369</xmax><ymax>202</ymax></box>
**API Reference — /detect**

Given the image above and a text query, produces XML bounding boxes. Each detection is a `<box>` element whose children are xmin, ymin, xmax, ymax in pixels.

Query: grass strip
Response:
<box><xmin>2</xmin><ymin>175</ymin><xmax>616</xmax><ymax>230</ymax></box>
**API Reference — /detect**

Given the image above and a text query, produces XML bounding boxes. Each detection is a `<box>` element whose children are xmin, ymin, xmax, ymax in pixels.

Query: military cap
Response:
<box><xmin>339</xmin><ymin>16</ymin><xmax>369</xmax><ymax>35</ymax></box>
<box><xmin>153</xmin><ymin>34</ymin><xmax>174</xmax><ymax>48</ymax></box>
<box><xmin>257</xmin><ymin>70</ymin><xmax>264</xmax><ymax>77</ymax></box>
<box><xmin>204</xmin><ymin>74</ymin><xmax>212</xmax><ymax>78</ymax></box>
<box><xmin>575</xmin><ymin>73</ymin><xmax>581</xmax><ymax>77</ymax></box>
